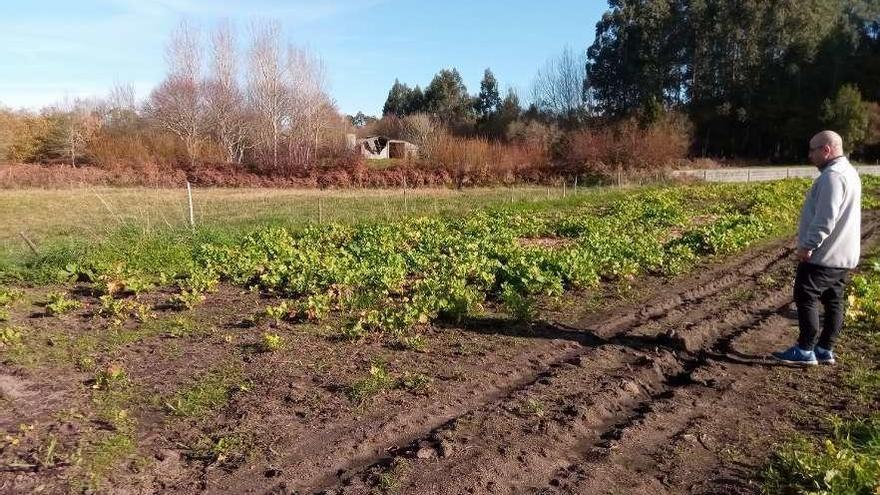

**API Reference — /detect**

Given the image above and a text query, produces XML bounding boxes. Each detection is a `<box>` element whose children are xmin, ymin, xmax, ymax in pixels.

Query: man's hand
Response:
<box><xmin>796</xmin><ymin>247</ymin><xmax>812</xmax><ymax>262</ymax></box>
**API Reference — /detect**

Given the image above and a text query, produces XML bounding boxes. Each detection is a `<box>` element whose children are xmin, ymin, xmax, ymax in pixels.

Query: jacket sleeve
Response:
<box><xmin>800</xmin><ymin>172</ymin><xmax>846</xmax><ymax>251</ymax></box>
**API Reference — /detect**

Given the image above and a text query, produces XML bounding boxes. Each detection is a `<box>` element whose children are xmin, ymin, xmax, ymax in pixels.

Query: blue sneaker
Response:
<box><xmin>815</xmin><ymin>346</ymin><xmax>836</xmax><ymax>365</ymax></box>
<box><xmin>771</xmin><ymin>346</ymin><xmax>818</xmax><ymax>366</ymax></box>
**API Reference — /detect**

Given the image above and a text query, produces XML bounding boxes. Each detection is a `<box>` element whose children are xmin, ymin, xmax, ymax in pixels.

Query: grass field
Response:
<box><xmin>0</xmin><ymin>184</ymin><xmax>625</xmax><ymax>280</ymax></box>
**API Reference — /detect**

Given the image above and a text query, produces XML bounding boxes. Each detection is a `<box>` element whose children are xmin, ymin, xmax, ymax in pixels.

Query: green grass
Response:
<box><xmin>164</xmin><ymin>368</ymin><xmax>242</xmax><ymax>417</ymax></box>
<box><xmin>73</xmin><ymin>432</ymin><xmax>137</xmax><ymax>491</ymax></box>
<box><xmin>763</xmin><ymin>415</ymin><xmax>880</xmax><ymax>495</ymax></box>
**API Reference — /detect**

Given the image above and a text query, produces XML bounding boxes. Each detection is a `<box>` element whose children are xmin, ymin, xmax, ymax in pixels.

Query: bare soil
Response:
<box><xmin>2</xmin><ymin>213</ymin><xmax>879</xmax><ymax>495</ymax></box>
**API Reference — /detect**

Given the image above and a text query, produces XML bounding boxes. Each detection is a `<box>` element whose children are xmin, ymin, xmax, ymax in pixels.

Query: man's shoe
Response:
<box><xmin>771</xmin><ymin>346</ymin><xmax>818</xmax><ymax>366</ymax></box>
<box><xmin>815</xmin><ymin>346</ymin><xmax>836</xmax><ymax>365</ymax></box>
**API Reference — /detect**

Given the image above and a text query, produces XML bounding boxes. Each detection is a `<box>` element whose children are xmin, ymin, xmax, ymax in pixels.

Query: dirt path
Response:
<box><xmin>309</xmin><ymin>216</ymin><xmax>880</xmax><ymax>495</ymax></box>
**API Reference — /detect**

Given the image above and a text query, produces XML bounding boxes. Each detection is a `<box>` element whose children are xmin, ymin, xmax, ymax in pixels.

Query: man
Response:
<box><xmin>773</xmin><ymin>130</ymin><xmax>862</xmax><ymax>366</ymax></box>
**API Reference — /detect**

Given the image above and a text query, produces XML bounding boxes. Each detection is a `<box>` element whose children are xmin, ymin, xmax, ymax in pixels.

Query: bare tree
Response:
<box><xmin>531</xmin><ymin>46</ymin><xmax>590</xmax><ymax>123</ymax></box>
<box><xmin>148</xmin><ymin>21</ymin><xmax>206</xmax><ymax>167</ymax></box>
<box><xmin>402</xmin><ymin>112</ymin><xmax>438</xmax><ymax>155</ymax></box>
<box><xmin>49</xmin><ymin>97</ymin><xmax>101</xmax><ymax>167</ymax></box>
<box><xmin>108</xmin><ymin>82</ymin><xmax>137</xmax><ymax>112</ymax></box>
<box><xmin>205</xmin><ymin>21</ymin><xmax>251</xmax><ymax>164</ymax></box>
<box><xmin>284</xmin><ymin>46</ymin><xmax>335</xmax><ymax>166</ymax></box>
<box><xmin>102</xmin><ymin>82</ymin><xmax>141</xmax><ymax>131</ymax></box>
<box><xmin>247</xmin><ymin>21</ymin><xmax>288</xmax><ymax>168</ymax></box>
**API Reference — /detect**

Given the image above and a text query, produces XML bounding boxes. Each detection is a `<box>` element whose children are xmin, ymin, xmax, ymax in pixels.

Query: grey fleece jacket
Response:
<box><xmin>797</xmin><ymin>156</ymin><xmax>862</xmax><ymax>269</ymax></box>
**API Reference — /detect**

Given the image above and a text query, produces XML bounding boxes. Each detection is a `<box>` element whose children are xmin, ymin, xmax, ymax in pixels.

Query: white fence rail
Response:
<box><xmin>670</xmin><ymin>165</ymin><xmax>880</xmax><ymax>183</ymax></box>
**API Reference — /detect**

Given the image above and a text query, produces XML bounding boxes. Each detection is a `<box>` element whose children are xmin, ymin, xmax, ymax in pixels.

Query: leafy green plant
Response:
<box><xmin>261</xmin><ymin>332</ymin><xmax>285</xmax><ymax>352</ymax></box>
<box><xmin>92</xmin><ymin>364</ymin><xmax>128</xmax><ymax>391</ymax></box>
<box><xmin>164</xmin><ymin>316</ymin><xmax>200</xmax><ymax>338</ymax></box>
<box><xmin>395</xmin><ymin>334</ymin><xmax>428</xmax><ymax>352</ymax></box>
<box><xmin>501</xmin><ymin>284</ymin><xmax>535</xmax><ymax>322</ymax></box>
<box><xmin>170</xmin><ymin>289</ymin><xmax>206</xmax><ymax>310</ymax></box>
<box><xmin>45</xmin><ymin>292</ymin><xmax>82</xmax><ymax>316</ymax></box>
<box><xmin>263</xmin><ymin>301</ymin><xmax>291</xmax><ymax>324</ymax></box>
<box><xmin>185</xmin><ymin>434</ymin><xmax>250</xmax><ymax>467</ymax></box>
<box><xmin>397</xmin><ymin>372</ymin><xmax>432</xmax><ymax>393</ymax></box>
<box><xmin>95</xmin><ymin>263</ymin><xmax>154</xmax><ymax>296</ymax></box>
<box><xmin>763</xmin><ymin>415</ymin><xmax>880</xmax><ymax>495</ymax></box>
<box><xmin>340</xmin><ymin>319</ymin><xmax>367</xmax><ymax>341</ymax></box>
<box><xmin>0</xmin><ymin>326</ymin><xmax>22</xmax><ymax>348</ymax></box>
<box><xmin>348</xmin><ymin>362</ymin><xmax>395</xmax><ymax>404</ymax></box>
<box><xmin>0</xmin><ymin>287</ymin><xmax>23</xmax><ymax>306</ymax></box>
<box><xmin>98</xmin><ymin>295</ymin><xmax>153</xmax><ymax>324</ymax></box>
<box><xmin>522</xmin><ymin>399</ymin><xmax>546</xmax><ymax>417</ymax></box>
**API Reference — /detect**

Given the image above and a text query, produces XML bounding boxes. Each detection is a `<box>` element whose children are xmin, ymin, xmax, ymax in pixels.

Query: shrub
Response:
<box><xmin>561</xmin><ymin>112</ymin><xmax>692</xmax><ymax>181</ymax></box>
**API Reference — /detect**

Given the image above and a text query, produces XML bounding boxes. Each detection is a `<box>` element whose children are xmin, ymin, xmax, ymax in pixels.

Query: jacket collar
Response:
<box><xmin>819</xmin><ymin>155</ymin><xmax>846</xmax><ymax>172</ymax></box>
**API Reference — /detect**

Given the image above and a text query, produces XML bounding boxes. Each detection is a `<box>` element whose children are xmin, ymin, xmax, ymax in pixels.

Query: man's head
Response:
<box><xmin>808</xmin><ymin>130</ymin><xmax>844</xmax><ymax>166</ymax></box>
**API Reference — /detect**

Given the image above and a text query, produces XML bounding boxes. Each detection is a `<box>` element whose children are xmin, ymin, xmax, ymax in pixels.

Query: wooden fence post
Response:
<box><xmin>186</xmin><ymin>181</ymin><xmax>195</xmax><ymax>229</ymax></box>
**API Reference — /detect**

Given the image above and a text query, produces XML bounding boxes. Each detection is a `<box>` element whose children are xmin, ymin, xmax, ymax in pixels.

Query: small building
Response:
<box><xmin>347</xmin><ymin>134</ymin><xmax>419</xmax><ymax>160</ymax></box>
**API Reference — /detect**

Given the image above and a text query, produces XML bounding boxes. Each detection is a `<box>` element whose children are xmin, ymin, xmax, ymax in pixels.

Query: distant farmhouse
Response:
<box><xmin>347</xmin><ymin>134</ymin><xmax>419</xmax><ymax>160</ymax></box>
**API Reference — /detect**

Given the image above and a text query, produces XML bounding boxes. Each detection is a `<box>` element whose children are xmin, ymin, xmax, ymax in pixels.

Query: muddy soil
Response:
<box><xmin>2</xmin><ymin>213</ymin><xmax>879</xmax><ymax>495</ymax></box>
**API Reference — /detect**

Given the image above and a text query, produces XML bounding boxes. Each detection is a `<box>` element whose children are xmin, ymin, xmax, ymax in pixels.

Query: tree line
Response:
<box><xmin>376</xmin><ymin>0</ymin><xmax>880</xmax><ymax>161</ymax></box>
<box><xmin>587</xmin><ymin>0</ymin><xmax>880</xmax><ymax>160</ymax></box>
<box><xmin>0</xmin><ymin>21</ymin><xmax>345</xmax><ymax>173</ymax></box>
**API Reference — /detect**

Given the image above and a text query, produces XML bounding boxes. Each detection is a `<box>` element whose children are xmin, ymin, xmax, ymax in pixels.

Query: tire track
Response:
<box><xmin>317</xmin><ymin>215</ymin><xmax>880</xmax><ymax>495</ymax></box>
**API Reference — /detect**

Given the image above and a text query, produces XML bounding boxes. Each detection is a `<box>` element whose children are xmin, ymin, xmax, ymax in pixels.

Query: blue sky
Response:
<box><xmin>0</xmin><ymin>0</ymin><xmax>607</xmax><ymax>115</ymax></box>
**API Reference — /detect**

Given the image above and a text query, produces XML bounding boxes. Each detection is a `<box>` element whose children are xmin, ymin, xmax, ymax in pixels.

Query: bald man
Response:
<box><xmin>773</xmin><ymin>131</ymin><xmax>862</xmax><ymax>366</ymax></box>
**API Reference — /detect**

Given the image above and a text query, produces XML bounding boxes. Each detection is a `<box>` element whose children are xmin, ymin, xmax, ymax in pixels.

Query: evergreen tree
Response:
<box><xmin>476</xmin><ymin>68</ymin><xmax>502</xmax><ymax>118</ymax></box>
<box><xmin>383</xmin><ymin>79</ymin><xmax>412</xmax><ymax>116</ymax></box>
<box><xmin>424</xmin><ymin>68</ymin><xmax>474</xmax><ymax>125</ymax></box>
<box><xmin>822</xmin><ymin>84</ymin><xmax>870</xmax><ymax>151</ymax></box>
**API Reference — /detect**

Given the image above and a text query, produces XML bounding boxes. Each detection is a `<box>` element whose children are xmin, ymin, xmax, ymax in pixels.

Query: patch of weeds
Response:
<box><xmin>40</xmin><ymin>433</ymin><xmax>60</xmax><ymax>468</ymax></box>
<box><xmin>263</xmin><ymin>301</ymin><xmax>291</xmax><ymax>324</ymax></box>
<box><xmin>90</xmin><ymin>364</ymin><xmax>134</xmax><ymax>426</ymax></box>
<box><xmin>339</xmin><ymin>319</ymin><xmax>367</xmax><ymax>341</ymax></box>
<box><xmin>164</xmin><ymin>369</ymin><xmax>243</xmax><ymax>417</ymax></box>
<box><xmin>169</xmin><ymin>289</ymin><xmax>206</xmax><ymax>310</ymax></box>
<box><xmin>522</xmin><ymin>398</ymin><xmax>546</xmax><ymax>417</ymax></box>
<box><xmin>261</xmin><ymin>332</ymin><xmax>285</xmax><ymax>352</ymax></box>
<box><xmin>137</xmin><ymin>314</ymin><xmax>206</xmax><ymax>340</ymax></box>
<box><xmin>727</xmin><ymin>286</ymin><xmax>755</xmax><ymax>303</ymax></box>
<box><xmin>95</xmin><ymin>263</ymin><xmax>154</xmax><ymax>297</ymax></box>
<box><xmin>0</xmin><ymin>287</ymin><xmax>23</xmax><ymax>306</ymax></box>
<box><xmin>843</xmin><ymin>358</ymin><xmax>880</xmax><ymax>404</ymax></box>
<box><xmin>757</xmin><ymin>274</ymin><xmax>779</xmax><ymax>289</ymax></box>
<box><xmin>377</xmin><ymin>470</ymin><xmax>400</xmax><ymax>493</ymax></box>
<box><xmin>397</xmin><ymin>372</ymin><xmax>432</xmax><ymax>394</ymax></box>
<box><xmin>373</xmin><ymin>458</ymin><xmax>409</xmax><ymax>493</ymax></box>
<box><xmin>763</xmin><ymin>415</ymin><xmax>880</xmax><ymax>495</ymax></box>
<box><xmin>347</xmin><ymin>361</ymin><xmax>395</xmax><ymax>404</ymax></box>
<box><xmin>98</xmin><ymin>295</ymin><xmax>153</xmax><ymax>325</ymax></box>
<box><xmin>394</xmin><ymin>334</ymin><xmax>428</xmax><ymax>352</ymax></box>
<box><xmin>185</xmin><ymin>433</ymin><xmax>251</xmax><ymax>468</ymax></box>
<box><xmin>501</xmin><ymin>285</ymin><xmax>535</xmax><ymax>322</ymax></box>
<box><xmin>73</xmin><ymin>431</ymin><xmax>136</xmax><ymax>492</ymax></box>
<box><xmin>74</xmin><ymin>355</ymin><xmax>97</xmax><ymax>372</ymax></box>
<box><xmin>168</xmin><ymin>269</ymin><xmax>219</xmax><ymax>311</ymax></box>
<box><xmin>73</xmin><ymin>363</ymin><xmax>139</xmax><ymax>491</ymax></box>
<box><xmin>294</xmin><ymin>293</ymin><xmax>333</xmax><ymax>322</ymax></box>
<box><xmin>45</xmin><ymin>291</ymin><xmax>82</xmax><ymax>316</ymax></box>
<box><xmin>0</xmin><ymin>325</ymin><xmax>22</xmax><ymax>348</ymax></box>
<box><xmin>165</xmin><ymin>315</ymin><xmax>200</xmax><ymax>337</ymax></box>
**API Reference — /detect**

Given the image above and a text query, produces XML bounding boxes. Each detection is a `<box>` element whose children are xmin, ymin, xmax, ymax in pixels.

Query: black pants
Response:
<box><xmin>793</xmin><ymin>262</ymin><xmax>850</xmax><ymax>351</ymax></box>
